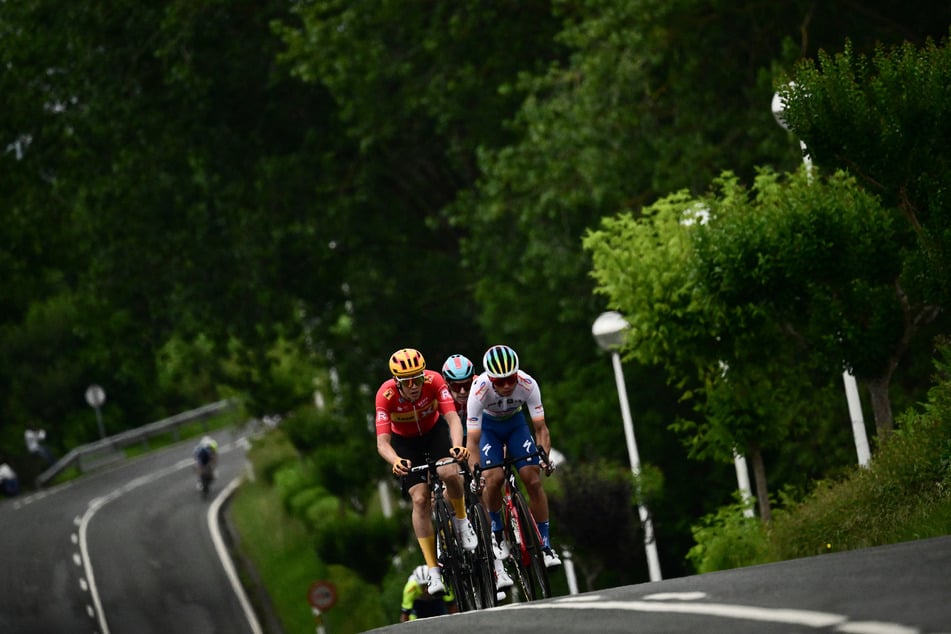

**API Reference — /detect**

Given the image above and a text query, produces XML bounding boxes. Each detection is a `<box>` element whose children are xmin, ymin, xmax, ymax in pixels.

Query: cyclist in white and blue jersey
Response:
<box><xmin>465</xmin><ymin>345</ymin><xmax>561</xmax><ymax>574</ymax></box>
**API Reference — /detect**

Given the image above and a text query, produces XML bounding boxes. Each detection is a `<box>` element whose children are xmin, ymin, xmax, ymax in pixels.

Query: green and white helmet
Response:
<box><xmin>482</xmin><ymin>345</ymin><xmax>519</xmax><ymax>378</ymax></box>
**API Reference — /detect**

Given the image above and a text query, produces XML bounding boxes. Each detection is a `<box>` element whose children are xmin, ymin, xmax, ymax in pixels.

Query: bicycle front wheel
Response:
<box><xmin>467</xmin><ymin>500</ymin><xmax>497</xmax><ymax>609</ymax></box>
<box><xmin>434</xmin><ymin>496</ymin><xmax>478</xmax><ymax>612</ymax></box>
<box><xmin>511</xmin><ymin>489</ymin><xmax>551</xmax><ymax>600</ymax></box>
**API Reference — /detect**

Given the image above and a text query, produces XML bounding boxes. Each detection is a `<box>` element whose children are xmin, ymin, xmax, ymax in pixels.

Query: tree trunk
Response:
<box><xmin>748</xmin><ymin>443</ymin><xmax>771</xmax><ymax>522</ymax></box>
<box><xmin>866</xmin><ymin>374</ymin><xmax>894</xmax><ymax>438</ymax></box>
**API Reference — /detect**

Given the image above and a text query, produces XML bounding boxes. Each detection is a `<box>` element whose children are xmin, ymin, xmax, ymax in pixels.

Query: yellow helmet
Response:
<box><xmin>389</xmin><ymin>348</ymin><xmax>426</xmax><ymax>379</ymax></box>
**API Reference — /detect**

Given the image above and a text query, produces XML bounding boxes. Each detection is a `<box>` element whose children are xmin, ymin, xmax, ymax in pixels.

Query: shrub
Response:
<box><xmin>687</xmin><ymin>498</ymin><xmax>767</xmax><ymax>573</ymax></box>
<box><xmin>312</xmin><ymin>512</ymin><xmax>402</xmax><ymax>586</ymax></box>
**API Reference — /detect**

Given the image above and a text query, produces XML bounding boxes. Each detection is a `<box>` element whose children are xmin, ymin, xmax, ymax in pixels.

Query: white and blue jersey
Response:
<box><xmin>466</xmin><ymin>370</ymin><xmax>545</xmax><ymax>469</ymax></box>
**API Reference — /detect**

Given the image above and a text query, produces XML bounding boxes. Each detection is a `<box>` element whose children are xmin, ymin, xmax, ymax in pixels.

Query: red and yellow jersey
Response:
<box><xmin>375</xmin><ymin>370</ymin><xmax>456</xmax><ymax>437</ymax></box>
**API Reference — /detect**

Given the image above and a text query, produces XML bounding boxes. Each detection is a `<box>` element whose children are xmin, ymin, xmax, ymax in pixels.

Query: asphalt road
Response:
<box><xmin>369</xmin><ymin>535</ymin><xmax>951</xmax><ymax>633</ymax></box>
<box><xmin>0</xmin><ymin>428</ymin><xmax>260</xmax><ymax>634</ymax></box>
<box><xmin>5</xmin><ymin>428</ymin><xmax>950</xmax><ymax>634</ymax></box>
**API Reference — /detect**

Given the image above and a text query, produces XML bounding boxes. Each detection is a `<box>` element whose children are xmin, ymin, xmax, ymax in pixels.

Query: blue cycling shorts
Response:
<box><xmin>478</xmin><ymin>410</ymin><xmax>542</xmax><ymax>471</ymax></box>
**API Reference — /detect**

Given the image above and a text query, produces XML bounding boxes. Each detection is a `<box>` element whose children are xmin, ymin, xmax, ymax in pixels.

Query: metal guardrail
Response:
<box><xmin>36</xmin><ymin>399</ymin><xmax>238</xmax><ymax>487</ymax></box>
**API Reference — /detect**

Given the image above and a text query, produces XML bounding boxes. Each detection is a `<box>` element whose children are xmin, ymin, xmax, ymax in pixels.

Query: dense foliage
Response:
<box><xmin>3</xmin><ymin>0</ymin><xmax>949</xmax><ymax>592</ymax></box>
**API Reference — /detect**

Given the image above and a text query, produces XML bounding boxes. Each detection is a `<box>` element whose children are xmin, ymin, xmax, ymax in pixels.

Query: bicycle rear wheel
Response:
<box><xmin>511</xmin><ymin>489</ymin><xmax>551</xmax><ymax>599</ymax></box>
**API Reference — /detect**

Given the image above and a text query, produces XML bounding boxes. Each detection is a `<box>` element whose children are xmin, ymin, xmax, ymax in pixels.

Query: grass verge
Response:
<box><xmin>229</xmin><ymin>476</ymin><xmax>320</xmax><ymax>634</ymax></box>
<box><xmin>227</xmin><ymin>431</ymin><xmax>390</xmax><ymax>634</ymax></box>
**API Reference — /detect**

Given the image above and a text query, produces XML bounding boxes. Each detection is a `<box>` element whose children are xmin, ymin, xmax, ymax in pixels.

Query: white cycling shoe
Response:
<box><xmin>454</xmin><ymin>517</ymin><xmax>478</xmax><ymax>552</ymax></box>
<box><xmin>543</xmin><ymin>547</ymin><xmax>562</xmax><ymax>568</ymax></box>
<box><xmin>494</xmin><ymin>558</ymin><xmax>514</xmax><ymax>589</ymax></box>
<box><xmin>492</xmin><ymin>532</ymin><xmax>511</xmax><ymax>560</ymax></box>
<box><xmin>427</xmin><ymin>567</ymin><xmax>445</xmax><ymax>595</ymax></box>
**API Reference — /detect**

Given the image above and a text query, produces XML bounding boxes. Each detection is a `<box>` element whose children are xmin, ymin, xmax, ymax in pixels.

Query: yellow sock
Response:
<box><xmin>418</xmin><ymin>536</ymin><xmax>438</xmax><ymax>569</ymax></box>
<box><xmin>449</xmin><ymin>495</ymin><xmax>467</xmax><ymax>520</ymax></box>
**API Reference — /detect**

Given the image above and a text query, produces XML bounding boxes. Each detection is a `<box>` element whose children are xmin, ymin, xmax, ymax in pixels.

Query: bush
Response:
<box><xmin>687</xmin><ymin>498</ymin><xmax>767</xmax><ymax>573</ymax></box>
<box><xmin>287</xmin><ymin>485</ymin><xmax>331</xmax><ymax>521</ymax></box>
<box><xmin>688</xmin><ymin>339</ymin><xmax>951</xmax><ymax>570</ymax></box>
<box><xmin>312</xmin><ymin>512</ymin><xmax>402</xmax><ymax>586</ymax></box>
<box><xmin>247</xmin><ymin>429</ymin><xmax>299</xmax><ymax>485</ymax></box>
<box><xmin>767</xmin><ymin>343</ymin><xmax>951</xmax><ymax>559</ymax></box>
<box><xmin>273</xmin><ymin>463</ymin><xmax>310</xmax><ymax>513</ymax></box>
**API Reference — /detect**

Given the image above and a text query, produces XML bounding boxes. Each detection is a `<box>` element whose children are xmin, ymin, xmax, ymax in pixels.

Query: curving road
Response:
<box><xmin>0</xmin><ymin>428</ymin><xmax>261</xmax><ymax>634</ymax></box>
<box><xmin>369</xmin><ymin>535</ymin><xmax>951</xmax><ymax>633</ymax></box>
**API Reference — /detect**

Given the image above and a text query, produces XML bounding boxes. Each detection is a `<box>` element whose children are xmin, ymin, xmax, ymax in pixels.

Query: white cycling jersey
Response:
<box><xmin>466</xmin><ymin>370</ymin><xmax>545</xmax><ymax>432</ymax></box>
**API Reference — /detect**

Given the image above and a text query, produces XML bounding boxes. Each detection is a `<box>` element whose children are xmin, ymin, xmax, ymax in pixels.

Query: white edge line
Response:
<box><xmin>208</xmin><ymin>476</ymin><xmax>264</xmax><ymax>634</ymax></box>
<box><xmin>79</xmin><ymin>495</ymin><xmax>113</xmax><ymax>634</ymax></box>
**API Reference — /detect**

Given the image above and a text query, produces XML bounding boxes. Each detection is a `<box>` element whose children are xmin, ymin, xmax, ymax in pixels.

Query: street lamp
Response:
<box><xmin>592</xmin><ymin>311</ymin><xmax>663</xmax><ymax>582</ymax></box>
<box><xmin>771</xmin><ymin>87</ymin><xmax>871</xmax><ymax>467</ymax></box>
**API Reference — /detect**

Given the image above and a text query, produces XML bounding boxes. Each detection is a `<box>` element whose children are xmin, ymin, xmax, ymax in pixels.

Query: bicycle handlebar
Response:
<box><xmin>407</xmin><ymin>456</ymin><xmax>461</xmax><ymax>475</ymax></box>
<box><xmin>472</xmin><ymin>447</ymin><xmax>552</xmax><ymax>484</ymax></box>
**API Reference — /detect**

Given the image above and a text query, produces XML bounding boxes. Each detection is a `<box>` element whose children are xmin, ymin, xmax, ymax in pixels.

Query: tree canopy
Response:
<box><xmin>2</xmin><ymin>0</ymin><xmax>949</xmax><ymax>582</ymax></box>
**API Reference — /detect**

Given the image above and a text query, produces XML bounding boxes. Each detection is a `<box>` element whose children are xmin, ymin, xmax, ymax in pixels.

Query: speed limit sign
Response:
<box><xmin>307</xmin><ymin>580</ymin><xmax>337</xmax><ymax>612</ymax></box>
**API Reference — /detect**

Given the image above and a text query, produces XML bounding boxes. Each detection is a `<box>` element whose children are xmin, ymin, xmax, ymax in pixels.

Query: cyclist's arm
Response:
<box><xmin>465</xmin><ymin>427</ymin><xmax>481</xmax><ymax>470</ymax></box>
<box><xmin>530</xmin><ymin>415</ymin><xmax>552</xmax><ymax>457</ymax></box>
<box><xmin>376</xmin><ymin>432</ymin><xmax>402</xmax><ymax>468</ymax></box>
<box><xmin>444</xmin><ymin>409</ymin><xmax>464</xmax><ymax>448</ymax></box>
<box><xmin>465</xmin><ymin>386</ymin><xmax>485</xmax><ymax>469</ymax></box>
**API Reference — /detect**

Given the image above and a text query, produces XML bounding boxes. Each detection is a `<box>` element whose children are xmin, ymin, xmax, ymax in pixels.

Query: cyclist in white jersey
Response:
<box><xmin>465</xmin><ymin>345</ymin><xmax>561</xmax><ymax>571</ymax></box>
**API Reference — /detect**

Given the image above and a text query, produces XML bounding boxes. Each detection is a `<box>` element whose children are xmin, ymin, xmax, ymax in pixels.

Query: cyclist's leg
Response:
<box><xmin>393</xmin><ymin>434</ymin><xmax>439</xmax><ymax>569</ymax></box>
<box><xmin>509</xmin><ymin>416</ymin><xmax>553</xmax><ymax>549</ymax></box>
<box><xmin>478</xmin><ymin>418</ymin><xmax>507</xmax><ymax>533</ymax></box>
<box><xmin>428</xmin><ymin>418</ymin><xmax>467</xmax><ymax>519</ymax></box>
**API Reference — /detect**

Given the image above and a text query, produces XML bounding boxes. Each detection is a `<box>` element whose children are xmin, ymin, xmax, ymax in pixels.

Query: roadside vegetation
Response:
<box><xmin>4</xmin><ymin>4</ymin><xmax>950</xmax><ymax>632</ymax></box>
<box><xmin>228</xmin><ymin>342</ymin><xmax>951</xmax><ymax>631</ymax></box>
<box><xmin>688</xmin><ymin>342</ymin><xmax>951</xmax><ymax>573</ymax></box>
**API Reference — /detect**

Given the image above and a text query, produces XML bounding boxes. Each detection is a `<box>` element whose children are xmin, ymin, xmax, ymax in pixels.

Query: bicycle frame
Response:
<box><xmin>475</xmin><ymin>451</ymin><xmax>551</xmax><ymax>601</ymax></box>
<box><xmin>407</xmin><ymin>456</ymin><xmax>481</xmax><ymax>612</ymax></box>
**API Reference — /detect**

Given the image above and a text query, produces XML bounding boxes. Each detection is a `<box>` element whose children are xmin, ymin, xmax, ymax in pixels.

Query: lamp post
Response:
<box><xmin>771</xmin><ymin>88</ymin><xmax>871</xmax><ymax>467</ymax></box>
<box><xmin>592</xmin><ymin>311</ymin><xmax>662</xmax><ymax>582</ymax></box>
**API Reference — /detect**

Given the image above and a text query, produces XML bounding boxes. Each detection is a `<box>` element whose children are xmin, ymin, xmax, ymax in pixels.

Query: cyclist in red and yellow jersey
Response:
<box><xmin>376</xmin><ymin>348</ymin><xmax>478</xmax><ymax>595</ymax></box>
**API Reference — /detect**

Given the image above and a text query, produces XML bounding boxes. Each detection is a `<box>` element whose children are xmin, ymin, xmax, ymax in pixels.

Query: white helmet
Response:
<box><xmin>411</xmin><ymin>565</ymin><xmax>429</xmax><ymax>586</ymax></box>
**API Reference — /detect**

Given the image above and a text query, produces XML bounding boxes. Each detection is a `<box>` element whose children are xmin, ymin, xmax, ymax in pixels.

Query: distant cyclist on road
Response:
<box><xmin>375</xmin><ymin>348</ymin><xmax>478</xmax><ymax>595</ymax></box>
<box><xmin>400</xmin><ymin>565</ymin><xmax>458</xmax><ymax>621</ymax></box>
<box><xmin>466</xmin><ymin>345</ymin><xmax>561</xmax><ymax>573</ymax></box>
<box><xmin>193</xmin><ymin>436</ymin><xmax>218</xmax><ymax>489</ymax></box>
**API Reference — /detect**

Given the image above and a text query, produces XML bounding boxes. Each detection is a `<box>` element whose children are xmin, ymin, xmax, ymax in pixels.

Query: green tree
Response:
<box><xmin>777</xmin><ymin>35</ymin><xmax>951</xmax><ymax>433</ymax></box>
<box><xmin>585</xmin><ymin>168</ymin><xmax>904</xmax><ymax>518</ymax></box>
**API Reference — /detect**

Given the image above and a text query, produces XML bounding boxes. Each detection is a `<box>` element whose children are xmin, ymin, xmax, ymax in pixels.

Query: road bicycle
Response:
<box><xmin>196</xmin><ymin>463</ymin><xmax>215</xmax><ymax>500</ymax></box>
<box><xmin>460</xmin><ymin>462</ymin><xmax>499</xmax><ymax>609</ymax></box>
<box><xmin>474</xmin><ymin>448</ymin><xmax>552</xmax><ymax>601</ymax></box>
<box><xmin>407</xmin><ymin>455</ymin><xmax>482</xmax><ymax>612</ymax></box>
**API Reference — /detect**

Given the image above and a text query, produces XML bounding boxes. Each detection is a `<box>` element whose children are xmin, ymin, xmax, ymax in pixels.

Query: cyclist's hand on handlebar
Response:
<box><xmin>449</xmin><ymin>446</ymin><xmax>469</xmax><ymax>462</ymax></box>
<box><xmin>470</xmin><ymin>474</ymin><xmax>485</xmax><ymax>495</ymax></box>
<box><xmin>538</xmin><ymin>447</ymin><xmax>555</xmax><ymax>476</ymax></box>
<box><xmin>392</xmin><ymin>458</ymin><xmax>410</xmax><ymax>476</ymax></box>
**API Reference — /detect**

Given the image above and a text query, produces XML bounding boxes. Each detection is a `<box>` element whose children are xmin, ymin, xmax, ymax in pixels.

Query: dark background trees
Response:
<box><xmin>2</xmin><ymin>0</ymin><xmax>949</xmax><ymax>584</ymax></box>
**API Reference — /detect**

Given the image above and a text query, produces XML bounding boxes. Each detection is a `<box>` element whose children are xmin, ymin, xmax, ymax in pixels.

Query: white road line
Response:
<box><xmin>837</xmin><ymin>623</ymin><xmax>919</xmax><ymax>634</ymax></box>
<box><xmin>208</xmin><ymin>476</ymin><xmax>264</xmax><ymax>634</ymax></box>
<box><xmin>78</xmin><ymin>440</ymin><xmax>256</xmax><ymax>634</ymax></box>
<box><xmin>644</xmin><ymin>592</ymin><xmax>708</xmax><ymax>601</ymax></box>
<box><xmin>505</xmin><ymin>597</ymin><xmax>920</xmax><ymax>633</ymax></box>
